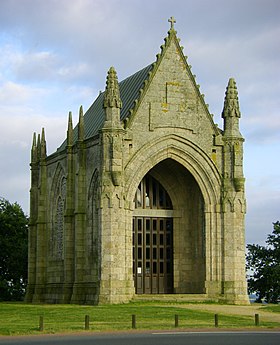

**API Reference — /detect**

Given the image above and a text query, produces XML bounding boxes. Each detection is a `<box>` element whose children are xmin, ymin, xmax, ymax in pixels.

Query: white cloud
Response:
<box><xmin>13</xmin><ymin>50</ymin><xmax>95</xmax><ymax>84</ymax></box>
<box><xmin>0</xmin><ymin>80</ymin><xmax>47</xmax><ymax>103</ymax></box>
<box><xmin>0</xmin><ymin>41</ymin><xmax>95</xmax><ymax>84</ymax></box>
<box><xmin>14</xmin><ymin>50</ymin><xmax>59</xmax><ymax>81</ymax></box>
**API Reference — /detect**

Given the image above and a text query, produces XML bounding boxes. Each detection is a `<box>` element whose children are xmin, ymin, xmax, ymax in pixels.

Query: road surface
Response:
<box><xmin>0</xmin><ymin>331</ymin><xmax>279</xmax><ymax>345</ymax></box>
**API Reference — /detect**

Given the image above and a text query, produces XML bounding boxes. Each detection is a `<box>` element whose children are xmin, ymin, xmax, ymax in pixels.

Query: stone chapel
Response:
<box><xmin>25</xmin><ymin>18</ymin><xmax>249</xmax><ymax>305</ymax></box>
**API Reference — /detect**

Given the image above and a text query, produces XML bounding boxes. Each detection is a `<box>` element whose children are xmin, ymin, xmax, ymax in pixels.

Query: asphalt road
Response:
<box><xmin>0</xmin><ymin>332</ymin><xmax>279</xmax><ymax>345</ymax></box>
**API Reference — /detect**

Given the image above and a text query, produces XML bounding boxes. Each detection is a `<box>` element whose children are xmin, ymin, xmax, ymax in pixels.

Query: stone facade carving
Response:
<box><xmin>25</xmin><ymin>18</ymin><xmax>249</xmax><ymax>305</ymax></box>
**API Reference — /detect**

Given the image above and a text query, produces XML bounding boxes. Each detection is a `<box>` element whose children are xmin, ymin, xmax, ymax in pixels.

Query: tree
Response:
<box><xmin>246</xmin><ymin>221</ymin><xmax>280</xmax><ymax>303</ymax></box>
<box><xmin>0</xmin><ymin>198</ymin><xmax>28</xmax><ymax>301</ymax></box>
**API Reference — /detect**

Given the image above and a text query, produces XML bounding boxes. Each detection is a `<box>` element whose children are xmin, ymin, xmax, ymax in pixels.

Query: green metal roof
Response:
<box><xmin>57</xmin><ymin>63</ymin><xmax>153</xmax><ymax>152</ymax></box>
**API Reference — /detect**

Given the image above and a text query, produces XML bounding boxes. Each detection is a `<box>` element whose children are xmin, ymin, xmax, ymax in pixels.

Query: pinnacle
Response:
<box><xmin>32</xmin><ymin>132</ymin><xmax>37</xmax><ymax>148</ymax></box>
<box><xmin>40</xmin><ymin>128</ymin><xmax>47</xmax><ymax>159</ymax></box>
<box><xmin>222</xmin><ymin>78</ymin><xmax>241</xmax><ymax>118</ymax></box>
<box><xmin>78</xmin><ymin>105</ymin><xmax>85</xmax><ymax>141</ymax></box>
<box><xmin>68</xmin><ymin>111</ymin><xmax>73</xmax><ymax>129</ymax></box>
<box><xmin>103</xmin><ymin>66</ymin><xmax>122</xmax><ymax>109</ymax></box>
<box><xmin>31</xmin><ymin>132</ymin><xmax>37</xmax><ymax>163</ymax></box>
<box><xmin>79</xmin><ymin>104</ymin><xmax>84</xmax><ymax>115</ymax></box>
<box><xmin>67</xmin><ymin>111</ymin><xmax>73</xmax><ymax>146</ymax></box>
<box><xmin>41</xmin><ymin>127</ymin><xmax>46</xmax><ymax>142</ymax></box>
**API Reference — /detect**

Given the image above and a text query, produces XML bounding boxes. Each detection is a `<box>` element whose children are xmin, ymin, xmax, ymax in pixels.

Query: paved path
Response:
<box><xmin>180</xmin><ymin>304</ymin><xmax>280</xmax><ymax>323</ymax></box>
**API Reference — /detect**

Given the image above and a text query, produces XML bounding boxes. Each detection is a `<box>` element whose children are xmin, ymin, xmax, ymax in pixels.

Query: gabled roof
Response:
<box><xmin>57</xmin><ymin>24</ymin><xmax>221</xmax><ymax>153</ymax></box>
<box><xmin>58</xmin><ymin>63</ymin><xmax>154</xmax><ymax>152</ymax></box>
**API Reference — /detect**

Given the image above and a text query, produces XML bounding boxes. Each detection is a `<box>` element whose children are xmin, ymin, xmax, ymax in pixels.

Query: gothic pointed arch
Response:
<box><xmin>49</xmin><ymin>163</ymin><xmax>66</xmax><ymax>260</ymax></box>
<box><xmin>87</xmin><ymin>169</ymin><xmax>100</xmax><ymax>281</ymax></box>
<box><xmin>125</xmin><ymin>135</ymin><xmax>221</xmax><ymax>293</ymax></box>
<box><xmin>131</xmin><ymin>158</ymin><xmax>206</xmax><ymax>294</ymax></box>
<box><xmin>125</xmin><ymin>134</ymin><xmax>221</xmax><ymax>207</ymax></box>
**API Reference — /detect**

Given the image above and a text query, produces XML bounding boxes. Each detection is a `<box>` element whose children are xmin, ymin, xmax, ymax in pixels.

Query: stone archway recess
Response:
<box><xmin>125</xmin><ymin>135</ymin><xmax>221</xmax><ymax>296</ymax></box>
<box><xmin>132</xmin><ymin>158</ymin><xmax>207</xmax><ymax>294</ymax></box>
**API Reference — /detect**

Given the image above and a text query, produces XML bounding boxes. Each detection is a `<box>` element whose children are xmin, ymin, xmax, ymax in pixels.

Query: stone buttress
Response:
<box><xmin>221</xmin><ymin>78</ymin><xmax>248</xmax><ymax>303</ymax></box>
<box><xmin>98</xmin><ymin>67</ymin><xmax>134</xmax><ymax>303</ymax></box>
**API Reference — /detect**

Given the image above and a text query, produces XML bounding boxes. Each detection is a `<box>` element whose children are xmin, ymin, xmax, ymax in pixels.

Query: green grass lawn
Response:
<box><xmin>261</xmin><ymin>305</ymin><xmax>280</xmax><ymax>313</ymax></box>
<box><xmin>0</xmin><ymin>301</ymin><xmax>279</xmax><ymax>336</ymax></box>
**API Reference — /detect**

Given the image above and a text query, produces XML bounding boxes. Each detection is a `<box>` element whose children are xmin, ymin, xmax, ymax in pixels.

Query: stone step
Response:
<box><xmin>133</xmin><ymin>294</ymin><xmax>219</xmax><ymax>303</ymax></box>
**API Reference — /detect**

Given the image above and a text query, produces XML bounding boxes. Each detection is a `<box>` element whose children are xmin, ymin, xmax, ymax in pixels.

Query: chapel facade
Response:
<box><xmin>25</xmin><ymin>19</ymin><xmax>249</xmax><ymax>305</ymax></box>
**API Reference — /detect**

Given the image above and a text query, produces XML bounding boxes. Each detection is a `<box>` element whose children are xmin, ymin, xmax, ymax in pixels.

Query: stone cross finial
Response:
<box><xmin>168</xmin><ymin>16</ymin><xmax>176</xmax><ymax>30</ymax></box>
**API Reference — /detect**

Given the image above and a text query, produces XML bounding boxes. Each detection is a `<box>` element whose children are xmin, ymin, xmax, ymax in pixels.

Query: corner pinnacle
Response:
<box><xmin>103</xmin><ymin>66</ymin><xmax>122</xmax><ymax>109</ymax></box>
<box><xmin>222</xmin><ymin>78</ymin><xmax>241</xmax><ymax>118</ymax></box>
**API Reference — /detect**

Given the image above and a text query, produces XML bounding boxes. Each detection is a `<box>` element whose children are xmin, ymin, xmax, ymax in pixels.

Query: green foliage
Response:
<box><xmin>246</xmin><ymin>221</ymin><xmax>280</xmax><ymax>303</ymax></box>
<box><xmin>0</xmin><ymin>198</ymin><xmax>28</xmax><ymax>301</ymax></box>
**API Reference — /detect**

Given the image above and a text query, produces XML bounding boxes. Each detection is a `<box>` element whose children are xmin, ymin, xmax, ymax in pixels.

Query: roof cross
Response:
<box><xmin>168</xmin><ymin>16</ymin><xmax>176</xmax><ymax>30</ymax></box>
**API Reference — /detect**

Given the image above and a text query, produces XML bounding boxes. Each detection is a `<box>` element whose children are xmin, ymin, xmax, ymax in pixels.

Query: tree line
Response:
<box><xmin>0</xmin><ymin>197</ymin><xmax>279</xmax><ymax>303</ymax></box>
<box><xmin>246</xmin><ymin>221</ymin><xmax>280</xmax><ymax>303</ymax></box>
<box><xmin>0</xmin><ymin>198</ymin><xmax>28</xmax><ymax>301</ymax></box>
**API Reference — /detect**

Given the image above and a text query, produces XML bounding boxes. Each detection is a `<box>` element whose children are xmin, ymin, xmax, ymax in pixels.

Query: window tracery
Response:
<box><xmin>53</xmin><ymin>176</ymin><xmax>66</xmax><ymax>259</ymax></box>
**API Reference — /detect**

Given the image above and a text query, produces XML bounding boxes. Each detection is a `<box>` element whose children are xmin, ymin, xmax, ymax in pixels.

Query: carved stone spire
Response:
<box><xmin>78</xmin><ymin>105</ymin><xmax>84</xmax><ymax>141</ymax></box>
<box><xmin>41</xmin><ymin>128</ymin><xmax>47</xmax><ymax>159</ymax></box>
<box><xmin>36</xmin><ymin>133</ymin><xmax>41</xmax><ymax>160</ymax></box>
<box><xmin>31</xmin><ymin>132</ymin><xmax>37</xmax><ymax>163</ymax></box>
<box><xmin>222</xmin><ymin>78</ymin><xmax>242</xmax><ymax>138</ymax></box>
<box><xmin>222</xmin><ymin>78</ymin><xmax>241</xmax><ymax>119</ymax></box>
<box><xmin>103</xmin><ymin>67</ymin><xmax>122</xmax><ymax>109</ymax></box>
<box><xmin>67</xmin><ymin>111</ymin><xmax>73</xmax><ymax>147</ymax></box>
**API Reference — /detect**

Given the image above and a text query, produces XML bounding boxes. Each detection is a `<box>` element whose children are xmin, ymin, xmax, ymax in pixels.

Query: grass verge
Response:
<box><xmin>0</xmin><ymin>301</ymin><xmax>279</xmax><ymax>336</ymax></box>
<box><xmin>260</xmin><ymin>305</ymin><xmax>280</xmax><ymax>313</ymax></box>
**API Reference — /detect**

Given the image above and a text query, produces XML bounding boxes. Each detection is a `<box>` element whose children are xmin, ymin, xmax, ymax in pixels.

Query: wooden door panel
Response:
<box><xmin>133</xmin><ymin>216</ymin><xmax>173</xmax><ymax>294</ymax></box>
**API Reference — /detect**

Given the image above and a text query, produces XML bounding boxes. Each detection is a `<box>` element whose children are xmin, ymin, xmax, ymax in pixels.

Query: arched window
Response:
<box><xmin>53</xmin><ymin>177</ymin><xmax>66</xmax><ymax>259</ymax></box>
<box><xmin>134</xmin><ymin>174</ymin><xmax>172</xmax><ymax>210</ymax></box>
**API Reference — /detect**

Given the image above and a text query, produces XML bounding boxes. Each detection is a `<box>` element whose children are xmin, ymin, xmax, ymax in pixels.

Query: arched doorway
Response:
<box><xmin>133</xmin><ymin>173</ymin><xmax>173</xmax><ymax>294</ymax></box>
<box><xmin>132</xmin><ymin>158</ymin><xmax>206</xmax><ymax>295</ymax></box>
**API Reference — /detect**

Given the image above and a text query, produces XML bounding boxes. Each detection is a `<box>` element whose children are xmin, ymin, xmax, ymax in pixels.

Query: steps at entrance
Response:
<box><xmin>133</xmin><ymin>294</ymin><xmax>219</xmax><ymax>303</ymax></box>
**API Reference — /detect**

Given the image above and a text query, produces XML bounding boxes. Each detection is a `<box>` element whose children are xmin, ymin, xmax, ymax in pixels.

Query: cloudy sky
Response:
<box><xmin>0</xmin><ymin>0</ymin><xmax>279</xmax><ymax>245</ymax></box>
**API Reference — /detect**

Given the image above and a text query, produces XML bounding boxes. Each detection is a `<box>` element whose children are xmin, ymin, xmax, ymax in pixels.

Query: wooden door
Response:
<box><xmin>133</xmin><ymin>217</ymin><xmax>173</xmax><ymax>294</ymax></box>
